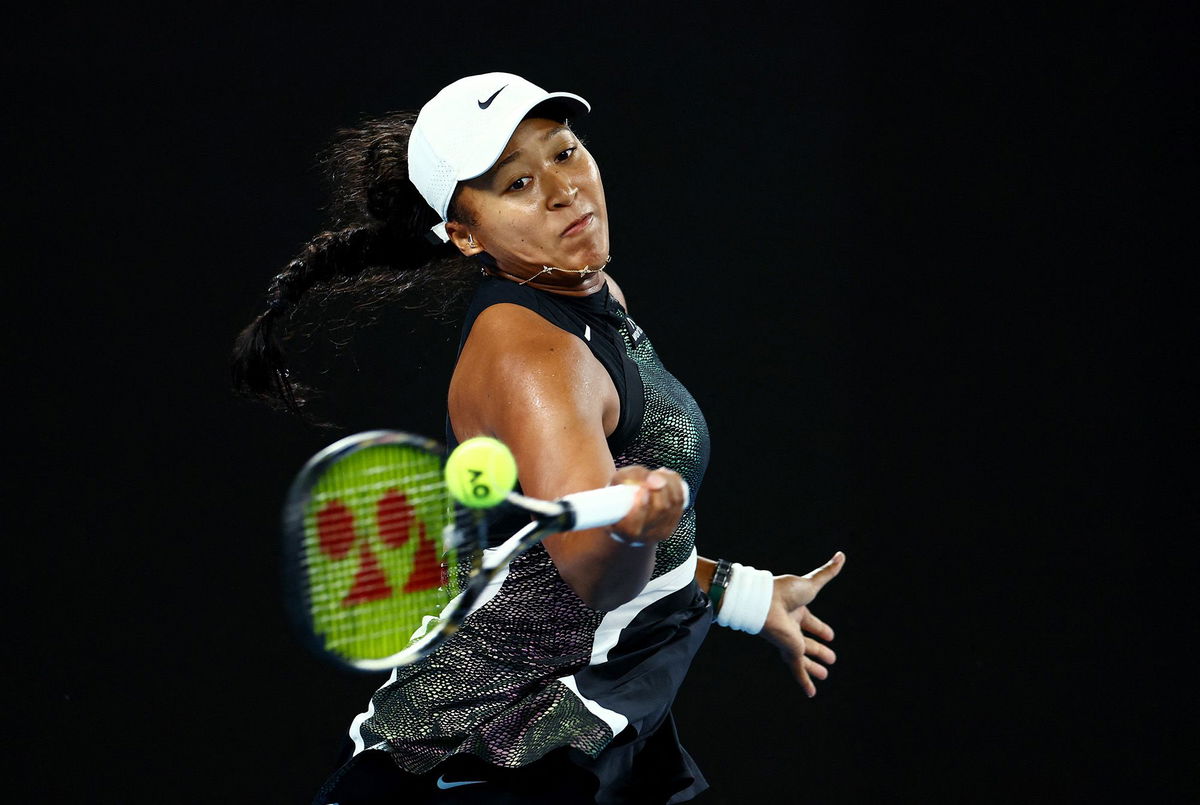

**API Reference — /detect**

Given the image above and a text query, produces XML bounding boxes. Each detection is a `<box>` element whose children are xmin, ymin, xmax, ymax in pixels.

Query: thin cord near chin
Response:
<box><xmin>516</xmin><ymin>255</ymin><xmax>613</xmax><ymax>286</ymax></box>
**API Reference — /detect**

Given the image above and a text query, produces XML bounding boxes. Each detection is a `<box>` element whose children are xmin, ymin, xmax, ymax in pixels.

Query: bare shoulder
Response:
<box><xmin>448</xmin><ymin>303</ymin><xmax>607</xmax><ymax>440</ymax></box>
<box><xmin>462</xmin><ymin>302</ymin><xmax>592</xmax><ymax>369</ymax></box>
<box><xmin>605</xmin><ymin>274</ymin><xmax>629</xmax><ymax>313</ymax></box>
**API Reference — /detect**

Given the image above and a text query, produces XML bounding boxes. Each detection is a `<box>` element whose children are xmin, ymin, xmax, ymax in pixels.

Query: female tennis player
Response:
<box><xmin>232</xmin><ymin>72</ymin><xmax>845</xmax><ymax>804</ymax></box>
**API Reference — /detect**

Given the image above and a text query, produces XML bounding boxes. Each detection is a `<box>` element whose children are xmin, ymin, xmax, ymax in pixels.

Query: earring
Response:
<box><xmin>467</xmin><ymin>234</ymin><xmax>477</xmax><ymax>248</ymax></box>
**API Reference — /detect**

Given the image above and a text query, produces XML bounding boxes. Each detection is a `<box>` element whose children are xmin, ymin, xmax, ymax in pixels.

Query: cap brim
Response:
<box><xmin>455</xmin><ymin>91</ymin><xmax>590</xmax><ymax>182</ymax></box>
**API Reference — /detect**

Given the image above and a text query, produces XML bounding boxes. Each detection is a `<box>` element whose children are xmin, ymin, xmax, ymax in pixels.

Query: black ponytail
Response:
<box><xmin>230</xmin><ymin>111</ymin><xmax>478</xmax><ymax>418</ymax></box>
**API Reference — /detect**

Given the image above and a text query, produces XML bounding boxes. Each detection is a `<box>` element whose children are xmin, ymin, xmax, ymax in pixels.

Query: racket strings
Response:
<box><xmin>302</xmin><ymin>539</ymin><xmax>459</xmax><ymax>600</ymax></box>
<box><xmin>298</xmin><ymin>446</ymin><xmax>483</xmax><ymax>661</ymax></box>
<box><xmin>304</xmin><ymin>535</ymin><xmax>477</xmax><ymax>650</ymax></box>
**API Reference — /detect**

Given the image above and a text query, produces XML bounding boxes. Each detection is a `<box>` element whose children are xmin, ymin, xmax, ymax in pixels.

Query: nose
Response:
<box><xmin>546</xmin><ymin>171</ymin><xmax>578</xmax><ymax>209</ymax></box>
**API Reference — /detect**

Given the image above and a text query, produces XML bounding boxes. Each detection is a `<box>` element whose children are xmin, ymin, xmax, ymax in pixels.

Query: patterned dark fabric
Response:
<box><xmin>354</xmin><ymin>546</ymin><xmax>612</xmax><ymax>770</ymax></box>
<box><xmin>608</xmin><ymin>304</ymin><xmax>709</xmax><ymax>577</ymax></box>
<box><xmin>349</xmin><ymin>276</ymin><xmax>712</xmax><ymax>801</ymax></box>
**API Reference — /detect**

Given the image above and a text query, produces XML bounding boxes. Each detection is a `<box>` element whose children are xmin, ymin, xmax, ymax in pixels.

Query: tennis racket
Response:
<box><xmin>282</xmin><ymin>429</ymin><xmax>686</xmax><ymax>672</ymax></box>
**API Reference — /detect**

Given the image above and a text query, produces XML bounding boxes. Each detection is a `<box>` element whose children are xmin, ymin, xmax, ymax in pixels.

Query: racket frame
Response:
<box><xmin>282</xmin><ymin>430</ymin><xmax>677</xmax><ymax>673</ymax></box>
<box><xmin>281</xmin><ymin>430</ymin><xmax>453</xmax><ymax>672</ymax></box>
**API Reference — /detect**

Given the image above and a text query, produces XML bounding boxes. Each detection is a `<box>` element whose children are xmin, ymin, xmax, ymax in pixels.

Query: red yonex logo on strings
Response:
<box><xmin>315</xmin><ymin>489</ymin><xmax>441</xmax><ymax>606</ymax></box>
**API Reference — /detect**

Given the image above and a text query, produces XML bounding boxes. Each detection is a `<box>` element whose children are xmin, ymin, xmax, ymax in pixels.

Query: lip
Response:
<box><xmin>561</xmin><ymin>212</ymin><xmax>593</xmax><ymax>237</ymax></box>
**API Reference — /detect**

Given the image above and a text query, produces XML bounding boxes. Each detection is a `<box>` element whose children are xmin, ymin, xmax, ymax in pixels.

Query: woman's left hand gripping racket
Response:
<box><xmin>282</xmin><ymin>430</ymin><xmax>686</xmax><ymax>672</ymax></box>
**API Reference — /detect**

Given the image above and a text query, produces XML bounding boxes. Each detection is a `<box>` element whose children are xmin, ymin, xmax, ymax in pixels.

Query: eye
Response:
<box><xmin>507</xmin><ymin>177</ymin><xmax>531</xmax><ymax>191</ymax></box>
<box><xmin>555</xmin><ymin>147</ymin><xmax>576</xmax><ymax>162</ymax></box>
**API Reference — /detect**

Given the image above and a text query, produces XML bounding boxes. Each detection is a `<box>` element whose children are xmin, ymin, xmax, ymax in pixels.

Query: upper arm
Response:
<box><xmin>448</xmin><ymin>296</ymin><xmax>671</xmax><ymax>610</ymax></box>
<box><xmin>448</xmin><ymin>304</ymin><xmax>618</xmax><ymax>501</ymax></box>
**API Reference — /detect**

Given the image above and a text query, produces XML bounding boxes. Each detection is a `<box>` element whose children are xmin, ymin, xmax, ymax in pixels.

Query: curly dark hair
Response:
<box><xmin>230</xmin><ymin>111</ymin><xmax>480</xmax><ymax>418</ymax></box>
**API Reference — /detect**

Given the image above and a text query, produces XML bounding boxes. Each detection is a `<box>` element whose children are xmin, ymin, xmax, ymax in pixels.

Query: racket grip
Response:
<box><xmin>562</xmin><ymin>479</ymin><xmax>691</xmax><ymax>531</ymax></box>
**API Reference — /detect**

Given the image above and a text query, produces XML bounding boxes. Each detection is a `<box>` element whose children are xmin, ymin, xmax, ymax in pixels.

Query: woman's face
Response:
<box><xmin>449</xmin><ymin>117</ymin><xmax>609</xmax><ymax>281</ymax></box>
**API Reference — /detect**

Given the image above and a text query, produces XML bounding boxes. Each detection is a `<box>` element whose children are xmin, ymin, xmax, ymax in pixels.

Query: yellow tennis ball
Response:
<box><xmin>445</xmin><ymin>437</ymin><xmax>518</xmax><ymax>508</ymax></box>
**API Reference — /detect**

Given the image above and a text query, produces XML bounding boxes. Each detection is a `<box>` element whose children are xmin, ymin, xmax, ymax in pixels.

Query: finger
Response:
<box><xmin>800</xmin><ymin>550</ymin><xmax>846</xmax><ymax>592</ymax></box>
<box><xmin>803</xmin><ymin>637</ymin><xmax>837</xmax><ymax>666</ymax></box>
<box><xmin>612</xmin><ymin>465</ymin><xmax>651</xmax><ymax>485</ymax></box>
<box><xmin>614</xmin><ymin>469</ymin><xmax>684</xmax><ymax>541</ymax></box>
<box><xmin>647</xmin><ymin>468</ymin><xmax>683</xmax><ymax>508</ymax></box>
<box><xmin>804</xmin><ymin>657</ymin><xmax>829</xmax><ymax>681</ymax></box>
<box><xmin>610</xmin><ymin>487</ymin><xmax>650</xmax><ymax>539</ymax></box>
<box><xmin>800</xmin><ymin>609</ymin><xmax>834</xmax><ymax>641</ymax></box>
<box><xmin>789</xmin><ymin>652</ymin><xmax>816</xmax><ymax>697</ymax></box>
<box><xmin>643</xmin><ymin>469</ymin><xmax>668</xmax><ymax>492</ymax></box>
<box><xmin>610</xmin><ymin>468</ymin><xmax>651</xmax><ymax>530</ymax></box>
<box><xmin>643</xmin><ymin>470</ymin><xmax>684</xmax><ymax>529</ymax></box>
<box><xmin>801</xmin><ymin>550</ymin><xmax>845</xmax><ymax>582</ymax></box>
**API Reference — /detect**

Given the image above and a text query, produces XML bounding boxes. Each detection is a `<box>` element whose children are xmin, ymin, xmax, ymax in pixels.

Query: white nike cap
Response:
<box><xmin>408</xmin><ymin>72</ymin><xmax>590</xmax><ymax>242</ymax></box>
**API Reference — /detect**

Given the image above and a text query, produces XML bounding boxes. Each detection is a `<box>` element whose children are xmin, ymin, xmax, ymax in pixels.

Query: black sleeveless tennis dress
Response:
<box><xmin>343</xmin><ymin>275</ymin><xmax>712</xmax><ymax>804</ymax></box>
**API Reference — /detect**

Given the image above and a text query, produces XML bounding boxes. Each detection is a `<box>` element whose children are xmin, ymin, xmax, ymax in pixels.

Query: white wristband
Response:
<box><xmin>714</xmin><ymin>563</ymin><xmax>774</xmax><ymax>634</ymax></box>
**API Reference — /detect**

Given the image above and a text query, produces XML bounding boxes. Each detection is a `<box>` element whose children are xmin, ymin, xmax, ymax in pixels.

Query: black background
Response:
<box><xmin>7</xmin><ymin>4</ymin><xmax>1191</xmax><ymax>803</ymax></box>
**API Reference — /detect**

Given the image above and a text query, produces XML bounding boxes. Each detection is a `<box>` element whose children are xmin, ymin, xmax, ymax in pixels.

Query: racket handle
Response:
<box><xmin>562</xmin><ymin>479</ymin><xmax>691</xmax><ymax>531</ymax></box>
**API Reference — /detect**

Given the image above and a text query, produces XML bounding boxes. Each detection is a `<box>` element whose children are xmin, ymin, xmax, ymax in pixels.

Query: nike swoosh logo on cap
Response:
<box><xmin>477</xmin><ymin>85</ymin><xmax>508</xmax><ymax>109</ymax></box>
<box><xmin>436</xmin><ymin>775</ymin><xmax>487</xmax><ymax>789</ymax></box>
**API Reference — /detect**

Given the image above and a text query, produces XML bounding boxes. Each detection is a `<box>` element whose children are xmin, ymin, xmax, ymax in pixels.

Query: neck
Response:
<box><xmin>484</xmin><ymin>258</ymin><xmax>611</xmax><ymax>297</ymax></box>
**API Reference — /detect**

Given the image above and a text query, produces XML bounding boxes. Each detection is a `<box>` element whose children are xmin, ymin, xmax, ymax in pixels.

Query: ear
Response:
<box><xmin>445</xmin><ymin>221</ymin><xmax>484</xmax><ymax>257</ymax></box>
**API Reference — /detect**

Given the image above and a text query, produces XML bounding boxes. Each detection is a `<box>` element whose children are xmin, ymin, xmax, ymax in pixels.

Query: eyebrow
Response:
<box><xmin>493</xmin><ymin>125</ymin><xmax>571</xmax><ymax>172</ymax></box>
